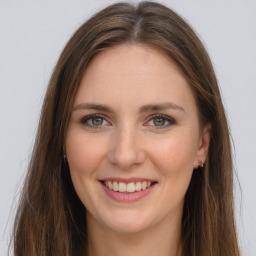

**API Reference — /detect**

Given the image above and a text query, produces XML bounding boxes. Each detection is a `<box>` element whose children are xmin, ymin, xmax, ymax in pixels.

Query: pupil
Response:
<box><xmin>92</xmin><ymin>117</ymin><xmax>103</xmax><ymax>125</ymax></box>
<box><xmin>153</xmin><ymin>118</ymin><xmax>165</xmax><ymax>126</ymax></box>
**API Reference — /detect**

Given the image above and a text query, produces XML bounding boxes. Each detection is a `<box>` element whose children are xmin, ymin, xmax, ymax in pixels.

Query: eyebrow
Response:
<box><xmin>72</xmin><ymin>103</ymin><xmax>114</xmax><ymax>113</ymax></box>
<box><xmin>72</xmin><ymin>102</ymin><xmax>185</xmax><ymax>113</ymax></box>
<box><xmin>139</xmin><ymin>103</ymin><xmax>185</xmax><ymax>113</ymax></box>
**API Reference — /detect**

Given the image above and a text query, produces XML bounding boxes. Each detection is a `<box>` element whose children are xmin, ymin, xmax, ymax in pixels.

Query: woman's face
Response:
<box><xmin>65</xmin><ymin>45</ymin><xmax>210</xmax><ymax>233</ymax></box>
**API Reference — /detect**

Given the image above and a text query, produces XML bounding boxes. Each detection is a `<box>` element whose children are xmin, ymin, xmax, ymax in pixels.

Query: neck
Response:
<box><xmin>86</xmin><ymin>212</ymin><xmax>183</xmax><ymax>256</ymax></box>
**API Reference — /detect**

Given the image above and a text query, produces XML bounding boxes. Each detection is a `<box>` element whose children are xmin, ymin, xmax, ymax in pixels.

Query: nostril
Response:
<box><xmin>107</xmin><ymin>149</ymin><xmax>146</xmax><ymax>168</ymax></box>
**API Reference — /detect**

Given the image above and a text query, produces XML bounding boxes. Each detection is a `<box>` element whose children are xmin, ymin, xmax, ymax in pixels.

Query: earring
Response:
<box><xmin>198</xmin><ymin>160</ymin><xmax>204</xmax><ymax>168</ymax></box>
<box><xmin>63</xmin><ymin>151</ymin><xmax>67</xmax><ymax>161</ymax></box>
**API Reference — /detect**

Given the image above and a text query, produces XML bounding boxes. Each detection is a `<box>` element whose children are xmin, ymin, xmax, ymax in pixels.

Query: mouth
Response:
<box><xmin>100</xmin><ymin>180</ymin><xmax>157</xmax><ymax>193</ymax></box>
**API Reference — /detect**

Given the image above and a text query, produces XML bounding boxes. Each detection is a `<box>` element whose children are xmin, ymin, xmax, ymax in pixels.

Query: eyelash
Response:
<box><xmin>80</xmin><ymin>114</ymin><xmax>110</xmax><ymax>129</ymax></box>
<box><xmin>145</xmin><ymin>114</ymin><xmax>176</xmax><ymax>129</ymax></box>
<box><xmin>80</xmin><ymin>114</ymin><xmax>176</xmax><ymax>129</ymax></box>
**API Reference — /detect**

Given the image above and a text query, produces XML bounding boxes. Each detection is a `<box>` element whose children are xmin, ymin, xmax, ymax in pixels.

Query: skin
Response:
<box><xmin>65</xmin><ymin>44</ymin><xmax>211</xmax><ymax>256</ymax></box>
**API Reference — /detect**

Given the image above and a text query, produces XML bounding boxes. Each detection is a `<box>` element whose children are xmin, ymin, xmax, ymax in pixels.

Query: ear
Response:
<box><xmin>194</xmin><ymin>123</ymin><xmax>211</xmax><ymax>168</ymax></box>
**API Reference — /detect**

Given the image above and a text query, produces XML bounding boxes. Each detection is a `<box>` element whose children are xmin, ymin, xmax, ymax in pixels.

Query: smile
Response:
<box><xmin>100</xmin><ymin>179</ymin><xmax>157</xmax><ymax>202</ymax></box>
<box><xmin>103</xmin><ymin>180</ymin><xmax>155</xmax><ymax>193</ymax></box>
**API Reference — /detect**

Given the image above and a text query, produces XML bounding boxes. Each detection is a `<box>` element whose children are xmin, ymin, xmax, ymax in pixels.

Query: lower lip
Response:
<box><xmin>100</xmin><ymin>182</ymin><xmax>157</xmax><ymax>202</ymax></box>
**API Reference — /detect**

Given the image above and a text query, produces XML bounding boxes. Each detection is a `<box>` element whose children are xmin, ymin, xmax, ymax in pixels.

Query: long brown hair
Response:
<box><xmin>12</xmin><ymin>2</ymin><xmax>240</xmax><ymax>255</ymax></box>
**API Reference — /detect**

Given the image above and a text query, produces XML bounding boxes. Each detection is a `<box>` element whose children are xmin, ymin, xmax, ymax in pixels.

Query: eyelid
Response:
<box><xmin>80</xmin><ymin>113</ymin><xmax>175</xmax><ymax>130</ymax></box>
<box><xmin>144</xmin><ymin>114</ymin><xmax>176</xmax><ymax>129</ymax></box>
<box><xmin>80</xmin><ymin>113</ymin><xmax>111</xmax><ymax>128</ymax></box>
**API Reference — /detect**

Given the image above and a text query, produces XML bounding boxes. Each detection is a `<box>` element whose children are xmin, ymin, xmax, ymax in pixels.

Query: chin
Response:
<box><xmin>99</xmin><ymin>210</ymin><xmax>153</xmax><ymax>234</ymax></box>
<box><xmin>106</xmin><ymin>220</ymin><xmax>149</xmax><ymax>234</ymax></box>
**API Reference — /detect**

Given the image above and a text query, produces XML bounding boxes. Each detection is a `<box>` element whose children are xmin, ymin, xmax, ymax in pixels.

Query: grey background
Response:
<box><xmin>0</xmin><ymin>0</ymin><xmax>255</xmax><ymax>255</ymax></box>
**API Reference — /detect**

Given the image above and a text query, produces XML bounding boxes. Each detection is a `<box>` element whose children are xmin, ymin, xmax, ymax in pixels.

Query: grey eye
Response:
<box><xmin>91</xmin><ymin>116</ymin><xmax>104</xmax><ymax>126</ymax></box>
<box><xmin>81</xmin><ymin>114</ymin><xmax>109</xmax><ymax>128</ymax></box>
<box><xmin>146</xmin><ymin>114</ymin><xmax>176</xmax><ymax>129</ymax></box>
<box><xmin>153</xmin><ymin>118</ymin><xmax>166</xmax><ymax>126</ymax></box>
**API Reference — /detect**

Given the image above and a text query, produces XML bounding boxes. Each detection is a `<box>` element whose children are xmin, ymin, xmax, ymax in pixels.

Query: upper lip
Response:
<box><xmin>99</xmin><ymin>177</ymin><xmax>157</xmax><ymax>183</ymax></box>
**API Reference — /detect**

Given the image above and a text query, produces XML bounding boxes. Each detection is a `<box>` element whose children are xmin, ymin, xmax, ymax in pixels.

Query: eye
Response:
<box><xmin>145</xmin><ymin>114</ymin><xmax>175</xmax><ymax>129</ymax></box>
<box><xmin>80</xmin><ymin>114</ymin><xmax>110</xmax><ymax>128</ymax></box>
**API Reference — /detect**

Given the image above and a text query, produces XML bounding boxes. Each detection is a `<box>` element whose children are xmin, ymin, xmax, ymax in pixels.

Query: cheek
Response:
<box><xmin>65</xmin><ymin>131</ymin><xmax>108</xmax><ymax>207</ymax></box>
<box><xmin>148</xmin><ymin>132</ymin><xmax>198</xmax><ymax>177</ymax></box>
<box><xmin>147</xmin><ymin>134</ymin><xmax>198</xmax><ymax>209</ymax></box>
<box><xmin>65</xmin><ymin>132</ymin><xmax>106</xmax><ymax>175</ymax></box>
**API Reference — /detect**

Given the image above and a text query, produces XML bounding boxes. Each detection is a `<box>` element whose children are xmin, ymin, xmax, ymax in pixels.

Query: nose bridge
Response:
<box><xmin>108</xmin><ymin>122</ymin><xmax>145</xmax><ymax>168</ymax></box>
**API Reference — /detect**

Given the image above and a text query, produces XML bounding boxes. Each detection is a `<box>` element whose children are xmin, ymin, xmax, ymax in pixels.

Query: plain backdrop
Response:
<box><xmin>0</xmin><ymin>0</ymin><xmax>255</xmax><ymax>255</ymax></box>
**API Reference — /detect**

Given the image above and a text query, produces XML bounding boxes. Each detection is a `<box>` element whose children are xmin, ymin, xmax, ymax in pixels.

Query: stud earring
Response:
<box><xmin>63</xmin><ymin>151</ymin><xmax>68</xmax><ymax>161</ymax></box>
<box><xmin>198</xmin><ymin>160</ymin><xmax>204</xmax><ymax>168</ymax></box>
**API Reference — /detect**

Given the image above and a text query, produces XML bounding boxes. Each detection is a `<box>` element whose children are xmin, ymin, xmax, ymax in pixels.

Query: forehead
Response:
<box><xmin>74</xmin><ymin>44</ymin><xmax>197</xmax><ymax>114</ymax></box>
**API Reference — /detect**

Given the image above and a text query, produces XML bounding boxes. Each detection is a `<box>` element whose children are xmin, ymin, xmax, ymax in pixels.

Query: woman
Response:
<box><xmin>12</xmin><ymin>1</ymin><xmax>240</xmax><ymax>255</ymax></box>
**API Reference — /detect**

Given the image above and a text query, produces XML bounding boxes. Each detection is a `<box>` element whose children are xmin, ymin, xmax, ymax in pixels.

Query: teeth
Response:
<box><xmin>119</xmin><ymin>182</ymin><xmax>126</xmax><ymax>192</ymax></box>
<box><xmin>135</xmin><ymin>182</ymin><xmax>142</xmax><ymax>191</ymax></box>
<box><xmin>113</xmin><ymin>181</ymin><xmax>118</xmax><ymax>191</ymax></box>
<box><xmin>104</xmin><ymin>181</ymin><xmax>153</xmax><ymax>193</ymax></box>
<box><xmin>127</xmin><ymin>182</ymin><xmax>136</xmax><ymax>193</ymax></box>
<box><xmin>107</xmin><ymin>181</ymin><xmax>113</xmax><ymax>190</ymax></box>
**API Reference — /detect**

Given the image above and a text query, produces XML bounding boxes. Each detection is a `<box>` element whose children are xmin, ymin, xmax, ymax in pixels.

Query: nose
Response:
<box><xmin>107</xmin><ymin>126</ymin><xmax>146</xmax><ymax>169</ymax></box>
